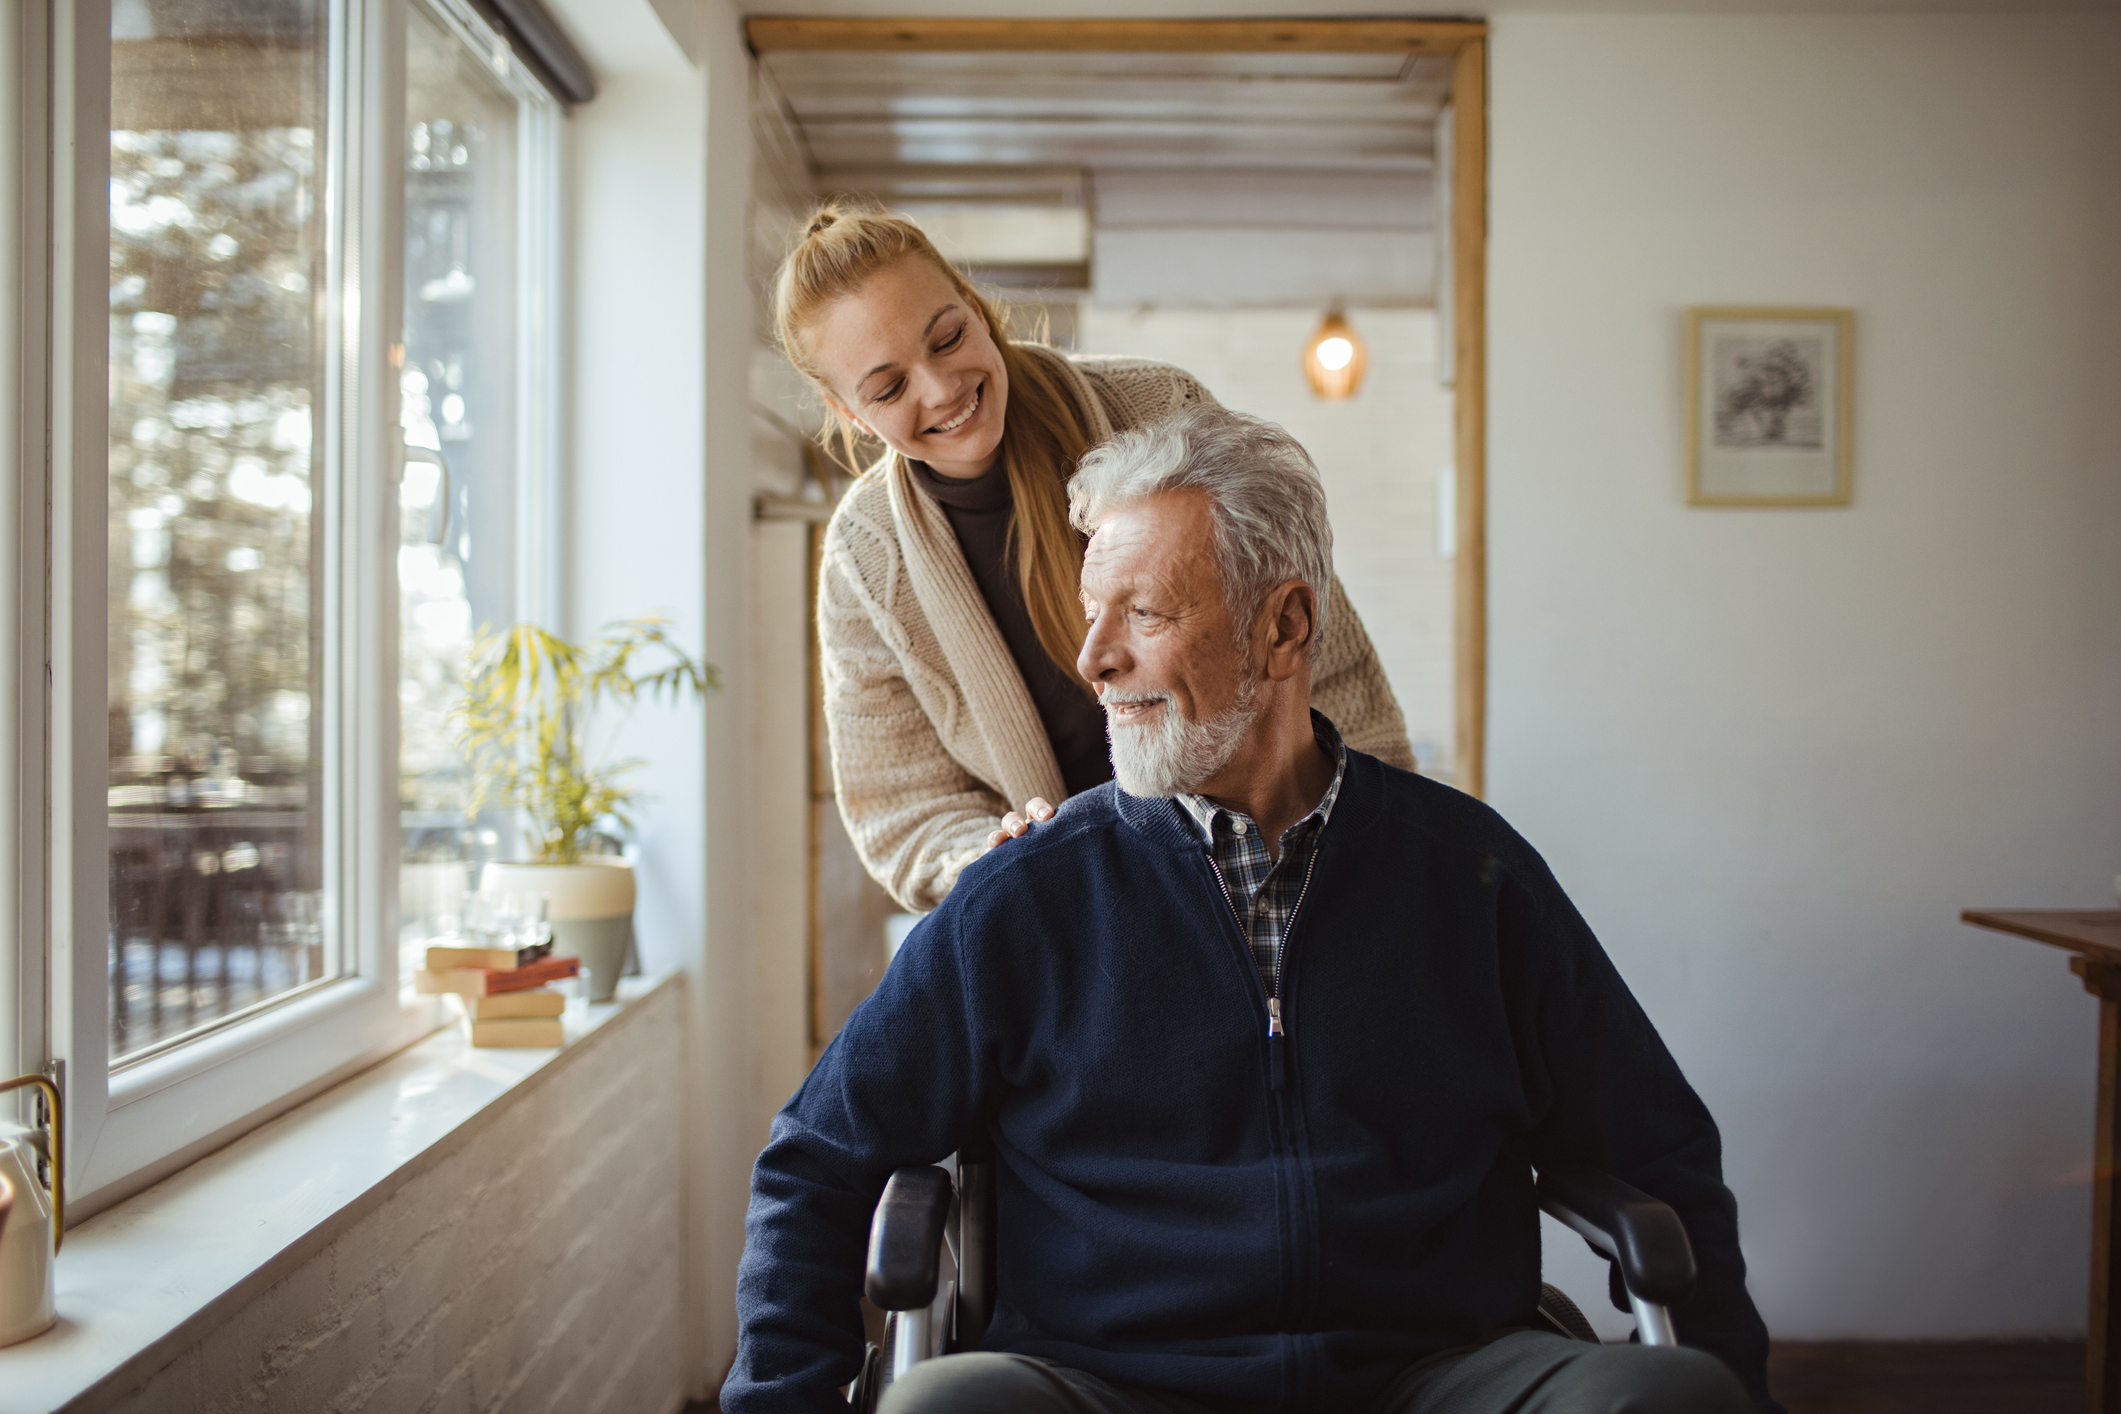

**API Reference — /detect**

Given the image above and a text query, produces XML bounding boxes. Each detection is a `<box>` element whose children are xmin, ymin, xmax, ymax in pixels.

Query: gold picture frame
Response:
<box><xmin>1685</xmin><ymin>306</ymin><xmax>1854</xmax><ymax>507</ymax></box>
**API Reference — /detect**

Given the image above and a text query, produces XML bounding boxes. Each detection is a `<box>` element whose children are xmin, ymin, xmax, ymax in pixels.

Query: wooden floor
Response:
<box><xmin>1768</xmin><ymin>1341</ymin><xmax>2083</xmax><ymax>1414</ymax></box>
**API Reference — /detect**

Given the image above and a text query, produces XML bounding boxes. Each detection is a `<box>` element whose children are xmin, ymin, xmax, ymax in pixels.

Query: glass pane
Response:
<box><xmin>398</xmin><ymin>3</ymin><xmax>522</xmax><ymax>974</ymax></box>
<box><xmin>108</xmin><ymin>0</ymin><xmax>330</xmax><ymax>1061</ymax></box>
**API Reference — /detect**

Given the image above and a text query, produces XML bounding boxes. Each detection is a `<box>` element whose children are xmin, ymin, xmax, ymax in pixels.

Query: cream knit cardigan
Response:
<box><xmin>817</xmin><ymin>349</ymin><xmax>1416</xmax><ymax>912</ymax></box>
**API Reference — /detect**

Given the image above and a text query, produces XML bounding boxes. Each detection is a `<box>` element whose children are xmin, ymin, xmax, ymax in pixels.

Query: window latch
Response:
<box><xmin>401</xmin><ymin>443</ymin><xmax>453</xmax><ymax>547</ymax></box>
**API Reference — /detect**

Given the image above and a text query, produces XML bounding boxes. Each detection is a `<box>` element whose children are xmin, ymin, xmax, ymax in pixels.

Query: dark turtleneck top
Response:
<box><xmin>909</xmin><ymin>459</ymin><xmax>1113</xmax><ymax>798</ymax></box>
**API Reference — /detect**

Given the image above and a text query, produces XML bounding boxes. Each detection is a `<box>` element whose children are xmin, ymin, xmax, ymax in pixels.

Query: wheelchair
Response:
<box><xmin>848</xmin><ymin>1141</ymin><xmax>1698</xmax><ymax>1411</ymax></box>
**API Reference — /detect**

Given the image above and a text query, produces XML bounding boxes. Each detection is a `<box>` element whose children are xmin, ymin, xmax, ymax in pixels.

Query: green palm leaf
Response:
<box><xmin>452</xmin><ymin>616</ymin><xmax>718</xmax><ymax>864</ymax></box>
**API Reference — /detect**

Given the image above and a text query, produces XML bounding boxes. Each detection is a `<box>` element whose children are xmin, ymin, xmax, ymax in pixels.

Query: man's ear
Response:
<box><xmin>1260</xmin><ymin>580</ymin><xmax>1317</xmax><ymax>682</ymax></box>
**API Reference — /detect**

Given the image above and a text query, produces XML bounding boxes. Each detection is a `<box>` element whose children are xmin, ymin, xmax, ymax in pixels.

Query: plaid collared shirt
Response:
<box><xmin>1177</xmin><ymin>714</ymin><xmax>1347</xmax><ymax>1008</ymax></box>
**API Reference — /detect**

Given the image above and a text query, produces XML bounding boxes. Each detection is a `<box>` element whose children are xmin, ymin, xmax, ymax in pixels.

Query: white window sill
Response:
<box><xmin>0</xmin><ymin>973</ymin><xmax>681</xmax><ymax>1413</ymax></box>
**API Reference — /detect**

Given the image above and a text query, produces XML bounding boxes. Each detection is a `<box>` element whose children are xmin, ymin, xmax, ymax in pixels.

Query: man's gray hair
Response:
<box><xmin>1068</xmin><ymin>404</ymin><xmax>1333</xmax><ymax>650</ymax></box>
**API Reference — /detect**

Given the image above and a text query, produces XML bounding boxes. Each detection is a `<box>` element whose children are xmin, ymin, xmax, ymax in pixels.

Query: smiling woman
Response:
<box><xmin>808</xmin><ymin>259</ymin><xmax>1010</xmax><ymax>479</ymax></box>
<box><xmin>779</xmin><ymin>207</ymin><xmax>1093</xmax><ymax>699</ymax></box>
<box><xmin>772</xmin><ymin>205</ymin><xmax>1416</xmax><ymax>912</ymax></box>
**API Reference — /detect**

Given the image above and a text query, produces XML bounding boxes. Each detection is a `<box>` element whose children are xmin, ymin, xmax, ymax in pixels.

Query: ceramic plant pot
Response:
<box><xmin>483</xmin><ymin>857</ymin><xmax>635</xmax><ymax>1003</ymax></box>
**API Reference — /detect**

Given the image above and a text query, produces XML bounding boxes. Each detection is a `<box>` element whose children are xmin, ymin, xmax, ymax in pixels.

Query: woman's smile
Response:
<box><xmin>929</xmin><ymin>383</ymin><xmax>981</xmax><ymax>435</ymax></box>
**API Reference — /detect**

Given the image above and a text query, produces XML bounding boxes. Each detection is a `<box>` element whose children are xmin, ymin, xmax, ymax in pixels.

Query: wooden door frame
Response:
<box><xmin>748</xmin><ymin>16</ymin><xmax>1490</xmax><ymax>795</ymax></box>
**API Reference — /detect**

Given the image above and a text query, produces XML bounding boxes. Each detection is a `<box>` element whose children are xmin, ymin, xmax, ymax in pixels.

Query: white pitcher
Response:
<box><xmin>0</xmin><ymin>1073</ymin><xmax>61</xmax><ymax>1347</ymax></box>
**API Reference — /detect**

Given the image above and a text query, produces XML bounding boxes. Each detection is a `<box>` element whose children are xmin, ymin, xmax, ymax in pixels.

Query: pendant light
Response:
<box><xmin>1302</xmin><ymin>307</ymin><xmax>1367</xmax><ymax>401</ymax></box>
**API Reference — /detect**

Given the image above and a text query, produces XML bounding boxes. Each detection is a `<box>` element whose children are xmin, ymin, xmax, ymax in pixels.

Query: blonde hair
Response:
<box><xmin>775</xmin><ymin>201</ymin><xmax>1092</xmax><ymax>686</ymax></box>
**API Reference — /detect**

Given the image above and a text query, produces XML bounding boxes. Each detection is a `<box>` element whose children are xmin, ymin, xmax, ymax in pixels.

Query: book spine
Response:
<box><xmin>471</xmin><ymin>1019</ymin><xmax>565</xmax><ymax>1048</ymax></box>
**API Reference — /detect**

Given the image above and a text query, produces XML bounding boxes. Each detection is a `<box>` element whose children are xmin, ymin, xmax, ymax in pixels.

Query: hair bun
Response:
<box><xmin>806</xmin><ymin>211</ymin><xmax>838</xmax><ymax>237</ymax></box>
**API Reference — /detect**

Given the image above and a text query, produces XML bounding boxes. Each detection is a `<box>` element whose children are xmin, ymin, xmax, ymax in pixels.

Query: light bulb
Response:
<box><xmin>1302</xmin><ymin>311</ymin><xmax>1367</xmax><ymax>401</ymax></box>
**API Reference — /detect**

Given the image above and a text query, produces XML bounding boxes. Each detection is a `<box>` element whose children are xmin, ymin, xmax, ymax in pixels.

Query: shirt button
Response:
<box><xmin>1231</xmin><ymin>819</ymin><xmax>1248</xmax><ymax>836</ymax></box>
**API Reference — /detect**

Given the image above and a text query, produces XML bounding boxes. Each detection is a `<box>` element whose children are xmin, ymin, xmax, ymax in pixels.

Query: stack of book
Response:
<box><xmin>414</xmin><ymin>942</ymin><xmax>580</xmax><ymax>1048</ymax></box>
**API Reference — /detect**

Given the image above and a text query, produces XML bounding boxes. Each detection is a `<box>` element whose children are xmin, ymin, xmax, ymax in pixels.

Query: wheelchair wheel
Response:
<box><xmin>1536</xmin><ymin>1282</ymin><xmax>1600</xmax><ymax>1343</ymax></box>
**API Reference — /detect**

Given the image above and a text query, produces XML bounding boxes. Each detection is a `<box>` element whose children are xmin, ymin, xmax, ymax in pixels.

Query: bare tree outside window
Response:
<box><xmin>107</xmin><ymin>0</ymin><xmax>331</xmax><ymax>1061</ymax></box>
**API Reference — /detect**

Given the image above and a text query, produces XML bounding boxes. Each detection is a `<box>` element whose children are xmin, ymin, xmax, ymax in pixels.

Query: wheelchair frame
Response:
<box><xmin>851</xmin><ymin>1155</ymin><xmax>1699</xmax><ymax>1408</ymax></box>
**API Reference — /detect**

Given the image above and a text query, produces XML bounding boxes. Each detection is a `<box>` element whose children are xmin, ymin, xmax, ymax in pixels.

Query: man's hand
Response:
<box><xmin>983</xmin><ymin>798</ymin><xmax>1055</xmax><ymax>853</ymax></box>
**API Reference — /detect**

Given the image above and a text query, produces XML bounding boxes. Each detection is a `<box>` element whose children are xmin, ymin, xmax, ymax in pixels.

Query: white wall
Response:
<box><xmin>564</xmin><ymin>33</ymin><xmax>706</xmax><ymax>1006</ymax></box>
<box><xmin>1077</xmin><ymin>307</ymin><xmax>1457</xmax><ymax>773</ymax></box>
<box><xmin>749</xmin><ymin>520</ymin><xmax>812</xmax><ymax>1127</ymax></box>
<box><xmin>696</xmin><ymin>8</ymin><xmax>773</xmax><ymax>1388</ymax></box>
<box><xmin>1489</xmin><ymin>13</ymin><xmax>2121</xmax><ymax>1339</ymax></box>
<box><xmin>552</xmin><ymin>0</ymin><xmax>762</xmax><ymax>1395</ymax></box>
<box><xmin>747</xmin><ymin>60</ymin><xmax>825</xmax><ymax>1127</ymax></box>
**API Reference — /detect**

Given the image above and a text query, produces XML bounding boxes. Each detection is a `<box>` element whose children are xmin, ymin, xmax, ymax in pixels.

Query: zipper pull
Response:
<box><xmin>1267</xmin><ymin>999</ymin><xmax>1288</xmax><ymax>1091</ymax></box>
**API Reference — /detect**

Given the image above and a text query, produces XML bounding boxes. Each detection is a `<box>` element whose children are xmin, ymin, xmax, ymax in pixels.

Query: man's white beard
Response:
<box><xmin>1102</xmin><ymin>676</ymin><xmax>1262</xmax><ymax>799</ymax></box>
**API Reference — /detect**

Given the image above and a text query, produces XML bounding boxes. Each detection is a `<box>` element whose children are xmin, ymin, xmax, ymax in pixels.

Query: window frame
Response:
<box><xmin>15</xmin><ymin>0</ymin><xmax>566</xmax><ymax>1214</ymax></box>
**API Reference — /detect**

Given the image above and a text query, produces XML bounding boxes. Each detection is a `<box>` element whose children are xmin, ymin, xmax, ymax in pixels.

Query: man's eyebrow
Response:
<box><xmin>855</xmin><ymin>303</ymin><xmax>961</xmax><ymax>396</ymax></box>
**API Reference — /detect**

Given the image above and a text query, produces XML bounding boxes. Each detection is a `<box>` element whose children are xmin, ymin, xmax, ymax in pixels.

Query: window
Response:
<box><xmin>107</xmin><ymin>0</ymin><xmax>333</xmax><ymax>1064</ymax></box>
<box><xmin>10</xmin><ymin>0</ymin><xmax>563</xmax><ymax>1206</ymax></box>
<box><xmin>398</xmin><ymin>0</ymin><xmax>560</xmax><ymax>973</ymax></box>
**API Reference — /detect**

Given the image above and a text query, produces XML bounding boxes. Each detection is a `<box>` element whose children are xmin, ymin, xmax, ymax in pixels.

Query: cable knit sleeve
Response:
<box><xmin>1070</xmin><ymin>354</ymin><xmax>1222</xmax><ymax>428</ymax></box>
<box><xmin>817</xmin><ymin>489</ymin><xmax>1011</xmax><ymax>913</ymax></box>
<box><xmin>1312</xmin><ymin>572</ymin><xmax>1418</xmax><ymax>771</ymax></box>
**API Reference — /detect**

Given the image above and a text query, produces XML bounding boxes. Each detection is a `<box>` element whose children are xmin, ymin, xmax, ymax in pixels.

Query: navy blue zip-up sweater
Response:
<box><xmin>727</xmin><ymin>751</ymin><xmax>1777</xmax><ymax>1414</ymax></box>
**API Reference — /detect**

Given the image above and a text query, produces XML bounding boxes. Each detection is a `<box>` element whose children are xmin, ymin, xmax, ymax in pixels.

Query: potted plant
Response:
<box><xmin>454</xmin><ymin>617</ymin><xmax>715</xmax><ymax>1001</ymax></box>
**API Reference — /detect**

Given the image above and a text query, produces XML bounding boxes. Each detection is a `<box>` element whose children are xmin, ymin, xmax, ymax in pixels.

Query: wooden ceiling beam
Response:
<box><xmin>745</xmin><ymin>18</ymin><xmax>1487</xmax><ymax>57</ymax></box>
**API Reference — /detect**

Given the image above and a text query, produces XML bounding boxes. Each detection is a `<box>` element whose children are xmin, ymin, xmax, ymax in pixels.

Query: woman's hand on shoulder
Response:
<box><xmin>984</xmin><ymin>798</ymin><xmax>1055</xmax><ymax>853</ymax></box>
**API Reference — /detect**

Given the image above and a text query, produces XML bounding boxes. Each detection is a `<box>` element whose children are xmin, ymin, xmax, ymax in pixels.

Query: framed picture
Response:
<box><xmin>1685</xmin><ymin>306</ymin><xmax>1853</xmax><ymax>506</ymax></box>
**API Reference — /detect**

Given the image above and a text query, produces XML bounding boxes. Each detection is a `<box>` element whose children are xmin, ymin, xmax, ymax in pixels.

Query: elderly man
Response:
<box><xmin>727</xmin><ymin>406</ymin><xmax>1778</xmax><ymax>1414</ymax></box>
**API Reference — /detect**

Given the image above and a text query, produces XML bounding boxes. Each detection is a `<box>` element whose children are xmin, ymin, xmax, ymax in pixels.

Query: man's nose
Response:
<box><xmin>1077</xmin><ymin>611</ymin><xmax>1123</xmax><ymax>683</ymax></box>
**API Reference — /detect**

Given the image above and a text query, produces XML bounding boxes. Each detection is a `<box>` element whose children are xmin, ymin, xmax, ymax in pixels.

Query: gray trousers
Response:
<box><xmin>877</xmin><ymin>1333</ymin><xmax>1754</xmax><ymax>1414</ymax></box>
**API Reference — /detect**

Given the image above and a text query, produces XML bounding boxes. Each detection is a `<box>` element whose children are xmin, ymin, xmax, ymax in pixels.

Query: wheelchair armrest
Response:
<box><xmin>865</xmin><ymin>1166</ymin><xmax>955</xmax><ymax>1312</ymax></box>
<box><xmin>1534</xmin><ymin>1165</ymin><xmax>1697</xmax><ymax>1307</ymax></box>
